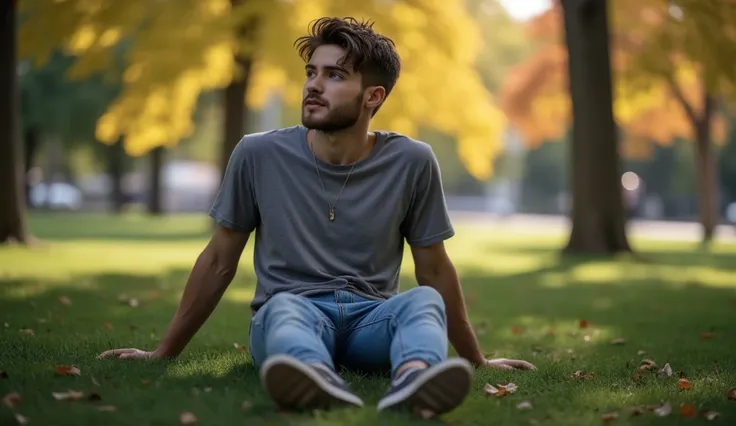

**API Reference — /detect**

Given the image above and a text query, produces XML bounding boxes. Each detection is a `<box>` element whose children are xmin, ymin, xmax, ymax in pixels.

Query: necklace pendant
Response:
<box><xmin>329</xmin><ymin>207</ymin><xmax>335</xmax><ymax>221</ymax></box>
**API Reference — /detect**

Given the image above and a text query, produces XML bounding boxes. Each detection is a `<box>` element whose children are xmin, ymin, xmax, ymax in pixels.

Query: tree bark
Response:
<box><xmin>0</xmin><ymin>0</ymin><xmax>31</xmax><ymax>244</ymax></box>
<box><xmin>147</xmin><ymin>146</ymin><xmax>164</xmax><ymax>215</ymax></box>
<box><xmin>694</xmin><ymin>95</ymin><xmax>717</xmax><ymax>243</ymax></box>
<box><xmin>107</xmin><ymin>137</ymin><xmax>127</xmax><ymax>213</ymax></box>
<box><xmin>561</xmin><ymin>0</ymin><xmax>631</xmax><ymax>254</ymax></box>
<box><xmin>220</xmin><ymin>0</ymin><xmax>255</xmax><ymax>182</ymax></box>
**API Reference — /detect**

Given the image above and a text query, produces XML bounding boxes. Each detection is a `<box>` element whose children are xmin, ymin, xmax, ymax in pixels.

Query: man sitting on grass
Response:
<box><xmin>98</xmin><ymin>16</ymin><xmax>536</xmax><ymax>417</ymax></box>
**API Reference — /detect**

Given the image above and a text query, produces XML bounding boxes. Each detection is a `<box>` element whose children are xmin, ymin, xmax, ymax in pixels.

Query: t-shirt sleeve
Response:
<box><xmin>401</xmin><ymin>147</ymin><xmax>455</xmax><ymax>247</ymax></box>
<box><xmin>208</xmin><ymin>136</ymin><xmax>260</xmax><ymax>234</ymax></box>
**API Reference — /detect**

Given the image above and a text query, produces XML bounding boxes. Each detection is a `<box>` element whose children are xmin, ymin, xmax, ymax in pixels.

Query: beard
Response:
<box><xmin>301</xmin><ymin>93</ymin><xmax>363</xmax><ymax>132</ymax></box>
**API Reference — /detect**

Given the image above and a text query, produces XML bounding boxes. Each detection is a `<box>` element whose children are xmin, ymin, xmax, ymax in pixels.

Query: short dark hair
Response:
<box><xmin>294</xmin><ymin>17</ymin><xmax>401</xmax><ymax>115</ymax></box>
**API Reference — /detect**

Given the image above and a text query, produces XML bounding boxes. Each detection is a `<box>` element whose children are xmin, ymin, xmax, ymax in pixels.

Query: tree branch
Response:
<box><xmin>666</xmin><ymin>73</ymin><xmax>699</xmax><ymax>125</ymax></box>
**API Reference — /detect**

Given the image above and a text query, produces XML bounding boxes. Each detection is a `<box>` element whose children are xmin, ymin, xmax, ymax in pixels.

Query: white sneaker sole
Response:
<box><xmin>376</xmin><ymin>358</ymin><xmax>474</xmax><ymax>415</ymax></box>
<box><xmin>260</xmin><ymin>354</ymin><xmax>364</xmax><ymax>410</ymax></box>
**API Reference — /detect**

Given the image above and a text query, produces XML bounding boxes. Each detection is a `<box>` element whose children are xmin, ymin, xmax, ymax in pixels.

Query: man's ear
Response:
<box><xmin>364</xmin><ymin>86</ymin><xmax>386</xmax><ymax>110</ymax></box>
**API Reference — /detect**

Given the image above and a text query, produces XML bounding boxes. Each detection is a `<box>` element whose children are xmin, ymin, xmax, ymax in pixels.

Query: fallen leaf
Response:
<box><xmin>700</xmin><ymin>331</ymin><xmax>715</xmax><ymax>340</ymax></box>
<box><xmin>483</xmin><ymin>384</ymin><xmax>508</xmax><ymax>397</ymax></box>
<box><xmin>658</xmin><ymin>363</ymin><xmax>673</xmax><ymax>378</ymax></box>
<box><xmin>14</xmin><ymin>413</ymin><xmax>28</xmax><ymax>425</ymax></box>
<box><xmin>500</xmin><ymin>383</ymin><xmax>518</xmax><ymax>394</ymax></box>
<box><xmin>102</xmin><ymin>322</ymin><xmax>113</xmax><ymax>330</ymax></box>
<box><xmin>610</xmin><ymin>337</ymin><xmax>626</xmax><ymax>345</ymax></box>
<box><xmin>571</xmin><ymin>370</ymin><xmax>595</xmax><ymax>380</ymax></box>
<box><xmin>3</xmin><ymin>322</ymin><xmax>9</xmax><ymax>328</ymax></box>
<box><xmin>579</xmin><ymin>320</ymin><xmax>590</xmax><ymax>328</ymax></box>
<box><xmin>180</xmin><ymin>411</ymin><xmax>198</xmax><ymax>425</ymax></box>
<box><xmin>703</xmin><ymin>410</ymin><xmax>720</xmax><ymax>420</ymax></box>
<box><xmin>58</xmin><ymin>296</ymin><xmax>72</xmax><ymax>306</ymax></box>
<box><xmin>233</xmin><ymin>343</ymin><xmax>246</xmax><ymax>351</ymax></box>
<box><xmin>637</xmin><ymin>350</ymin><xmax>647</xmax><ymax>356</ymax></box>
<box><xmin>678</xmin><ymin>378</ymin><xmax>693</xmax><ymax>390</ymax></box>
<box><xmin>241</xmin><ymin>400</ymin><xmax>252</xmax><ymax>411</ymax></box>
<box><xmin>91</xmin><ymin>376</ymin><xmax>100</xmax><ymax>386</ymax></box>
<box><xmin>3</xmin><ymin>392</ymin><xmax>21</xmax><ymax>408</ymax></box>
<box><xmin>414</xmin><ymin>407</ymin><xmax>435</xmax><ymax>420</ymax></box>
<box><xmin>19</xmin><ymin>329</ymin><xmax>33</xmax><ymax>335</ymax></box>
<box><xmin>639</xmin><ymin>359</ymin><xmax>657</xmax><ymax>370</ymax></box>
<box><xmin>654</xmin><ymin>402</ymin><xmax>672</xmax><ymax>417</ymax></box>
<box><xmin>678</xmin><ymin>403</ymin><xmax>697</xmax><ymax>418</ymax></box>
<box><xmin>727</xmin><ymin>388</ymin><xmax>736</xmax><ymax>400</ymax></box>
<box><xmin>141</xmin><ymin>379</ymin><xmax>150</xmax><ymax>386</ymax></box>
<box><xmin>511</xmin><ymin>326</ymin><xmax>524</xmax><ymax>335</ymax></box>
<box><xmin>128</xmin><ymin>298</ymin><xmax>140</xmax><ymax>308</ymax></box>
<box><xmin>52</xmin><ymin>390</ymin><xmax>85</xmax><ymax>401</ymax></box>
<box><xmin>37</xmin><ymin>318</ymin><xmax>47</xmax><ymax>323</ymax></box>
<box><xmin>516</xmin><ymin>401</ymin><xmax>533</xmax><ymax>410</ymax></box>
<box><xmin>98</xmin><ymin>405</ymin><xmax>117</xmax><ymax>412</ymax></box>
<box><xmin>583</xmin><ymin>335</ymin><xmax>591</xmax><ymax>342</ymax></box>
<box><xmin>601</xmin><ymin>412</ymin><xmax>619</xmax><ymax>422</ymax></box>
<box><xmin>0</xmin><ymin>370</ymin><xmax>8</xmax><ymax>379</ymax></box>
<box><xmin>54</xmin><ymin>365</ymin><xmax>81</xmax><ymax>376</ymax></box>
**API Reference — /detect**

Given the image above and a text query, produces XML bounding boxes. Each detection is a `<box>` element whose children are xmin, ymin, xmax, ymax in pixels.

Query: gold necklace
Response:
<box><xmin>309</xmin><ymin>140</ymin><xmax>358</xmax><ymax>222</ymax></box>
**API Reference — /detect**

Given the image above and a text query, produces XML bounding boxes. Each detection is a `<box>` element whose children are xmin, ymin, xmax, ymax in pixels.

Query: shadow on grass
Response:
<box><xmin>1</xmin><ymin>254</ymin><xmax>735</xmax><ymax>425</ymax></box>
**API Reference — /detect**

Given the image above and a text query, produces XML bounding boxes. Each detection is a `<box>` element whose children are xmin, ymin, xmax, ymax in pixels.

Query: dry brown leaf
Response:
<box><xmin>678</xmin><ymin>378</ymin><xmax>693</xmax><ymax>390</ymax></box>
<box><xmin>678</xmin><ymin>403</ymin><xmax>697</xmax><ymax>418</ymax></box>
<box><xmin>511</xmin><ymin>326</ymin><xmax>524</xmax><ymax>335</ymax></box>
<box><xmin>727</xmin><ymin>388</ymin><xmax>736</xmax><ymax>400</ymax></box>
<box><xmin>610</xmin><ymin>337</ymin><xmax>626</xmax><ymax>345</ymax></box>
<box><xmin>52</xmin><ymin>390</ymin><xmax>85</xmax><ymax>401</ymax></box>
<box><xmin>601</xmin><ymin>412</ymin><xmax>619</xmax><ymax>422</ymax></box>
<box><xmin>3</xmin><ymin>392</ymin><xmax>21</xmax><ymax>408</ymax></box>
<box><xmin>98</xmin><ymin>405</ymin><xmax>117</xmax><ymax>412</ymax></box>
<box><xmin>0</xmin><ymin>370</ymin><xmax>8</xmax><ymax>379</ymax></box>
<box><xmin>241</xmin><ymin>400</ymin><xmax>252</xmax><ymax>411</ymax></box>
<box><xmin>579</xmin><ymin>320</ymin><xmax>590</xmax><ymax>328</ymax></box>
<box><xmin>58</xmin><ymin>296</ymin><xmax>72</xmax><ymax>306</ymax></box>
<box><xmin>654</xmin><ymin>401</ymin><xmax>672</xmax><ymax>417</ymax></box>
<box><xmin>571</xmin><ymin>370</ymin><xmax>595</xmax><ymax>380</ymax></box>
<box><xmin>658</xmin><ymin>363</ymin><xmax>673</xmax><ymax>378</ymax></box>
<box><xmin>14</xmin><ymin>413</ymin><xmax>28</xmax><ymax>425</ymax></box>
<box><xmin>141</xmin><ymin>379</ymin><xmax>150</xmax><ymax>386</ymax></box>
<box><xmin>19</xmin><ymin>329</ymin><xmax>33</xmax><ymax>335</ymax></box>
<box><xmin>102</xmin><ymin>322</ymin><xmax>113</xmax><ymax>330</ymax></box>
<box><xmin>233</xmin><ymin>343</ymin><xmax>246</xmax><ymax>351</ymax></box>
<box><xmin>500</xmin><ymin>383</ymin><xmax>518</xmax><ymax>394</ymax></box>
<box><xmin>639</xmin><ymin>359</ymin><xmax>657</xmax><ymax>369</ymax></box>
<box><xmin>703</xmin><ymin>410</ymin><xmax>720</xmax><ymax>420</ymax></box>
<box><xmin>54</xmin><ymin>365</ymin><xmax>81</xmax><ymax>376</ymax></box>
<box><xmin>700</xmin><ymin>331</ymin><xmax>715</xmax><ymax>340</ymax></box>
<box><xmin>483</xmin><ymin>384</ymin><xmax>508</xmax><ymax>397</ymax></box>
<box><xmin>180</xmin><ymin>411</ymin><xmax>198</xmax><ymax>425</ymax></box>
<box><xmin>516</xmin><ymin>401</ymin><xmax>533</xmax><ymax>410</ymax></box>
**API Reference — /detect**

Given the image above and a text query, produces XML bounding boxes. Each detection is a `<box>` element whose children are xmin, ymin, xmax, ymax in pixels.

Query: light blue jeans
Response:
<box><xmin>248</xmin><ymin>286</ymin><xmax>448</xmax><ymax>376</ymax></box>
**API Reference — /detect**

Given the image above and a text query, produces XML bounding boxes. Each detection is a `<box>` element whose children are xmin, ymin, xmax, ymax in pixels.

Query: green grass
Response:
<box><xmin>1</xmin><ymin>212</ymin><xmax>735</xmax><ymax>425</ymax></box>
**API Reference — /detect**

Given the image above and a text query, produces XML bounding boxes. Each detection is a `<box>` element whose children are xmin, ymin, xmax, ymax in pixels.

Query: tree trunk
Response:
<box><xmin>220</xmin><ymin>0</ymin><xmax>255</xmax><ymax>181</ymax></box>
<box><xmin>0</xmin><ymin>0</ymin><xmax>31</xmax><ymax>244</ymax></box>
<box><xmin>107</xmin><ymin>137</ymin><xmax>126</xmax><ymax>213</ymax></box>
<box><xmin>561</xmin><ymin>0</ymin><xmax>631</xmax><ymax>254</ymax></box>
<box><xmin>148</xmin><ymin>146</ymin><xmax>164</xmax><ymax>215</ymax></box>
<box><xmin>694</xmin><ymin>95</ymin><xmax>718</xmax><ymax>243</ymax></box>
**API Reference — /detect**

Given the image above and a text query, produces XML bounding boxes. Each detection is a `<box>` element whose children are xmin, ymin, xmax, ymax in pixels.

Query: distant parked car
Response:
<box><xmin>30</xmin><ymin>182</ymin><xmax>83</xmax><ymax>210</ymax></box>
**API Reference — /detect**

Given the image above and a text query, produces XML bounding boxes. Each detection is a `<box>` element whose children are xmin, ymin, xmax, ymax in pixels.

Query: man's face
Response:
<box><xmin>301</xmin><ymin>45</ymin><xmax>365</xmax><ymax>132</ymax></box>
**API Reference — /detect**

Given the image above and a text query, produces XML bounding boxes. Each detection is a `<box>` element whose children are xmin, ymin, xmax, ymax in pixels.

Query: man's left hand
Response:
<box><xmin>483</xmin><ymin>358</ymin><xmax>537</xmax><ymax>370</ymax></box>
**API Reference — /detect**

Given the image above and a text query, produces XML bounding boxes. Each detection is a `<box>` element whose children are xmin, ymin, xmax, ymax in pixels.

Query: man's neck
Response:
<box><xmin>308</xmin><ymin>127</ymin><xmax>376</xmax><ymax>166</ymax></box>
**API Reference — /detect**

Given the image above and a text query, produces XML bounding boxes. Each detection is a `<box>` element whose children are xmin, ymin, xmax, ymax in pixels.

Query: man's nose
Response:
<box><xmin>306</xmin><ymin>75</ymin><xmax>323</xmax><ymax>93</ymax></box>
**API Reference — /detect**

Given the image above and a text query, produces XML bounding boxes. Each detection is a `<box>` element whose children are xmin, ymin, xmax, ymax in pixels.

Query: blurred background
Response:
<box><xmin>2</xmin><ymin>0</ymin><xmax>736</xmax><ymax>245</ymax></box>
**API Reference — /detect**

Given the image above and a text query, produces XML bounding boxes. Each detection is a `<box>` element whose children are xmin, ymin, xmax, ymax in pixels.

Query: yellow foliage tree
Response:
<box><xmin>18</xmin><ymin>0</ymin><xmax>506</xmax><ymax>180</ymax></box>
<box><xmin>500</xmin><ymin>0</ymin><xmax>736</xmax><ymax>242</ymax></box>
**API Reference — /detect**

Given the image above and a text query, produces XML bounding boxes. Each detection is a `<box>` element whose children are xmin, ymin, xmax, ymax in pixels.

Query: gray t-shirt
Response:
<box><xmin>209</xmin><ymin>125</ymin><xmax>454</xmax><ymax>313</ymax></box>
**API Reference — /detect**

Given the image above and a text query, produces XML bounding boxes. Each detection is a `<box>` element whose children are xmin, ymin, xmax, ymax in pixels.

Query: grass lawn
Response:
<box><xmin>1</xmin><ymin>212</ymin><xmax>735</xmax><ymax>426</ymax></box>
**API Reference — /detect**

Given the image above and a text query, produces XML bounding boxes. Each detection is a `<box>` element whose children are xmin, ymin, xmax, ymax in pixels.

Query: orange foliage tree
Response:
<box><xmin>501</xmin><ymin>0</ymin><xmax>736</xmax><ymax>243</ymax></box>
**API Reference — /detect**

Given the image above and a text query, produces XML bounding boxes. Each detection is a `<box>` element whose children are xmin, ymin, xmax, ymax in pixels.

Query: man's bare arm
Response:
<box><xmin>410</xmin><ymin>242</ymin><xmax>486</xmax><ymax>366</ymax></box>
<box><xmin>98</xmin><ymin>225</ymin><xmax>249</xmax><ymax>360</ymax></box>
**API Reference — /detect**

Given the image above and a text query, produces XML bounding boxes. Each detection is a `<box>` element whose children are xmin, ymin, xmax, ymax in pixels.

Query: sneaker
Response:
<box><xmin>376</xmin><ymin>358</ymin><xmax>473</xmax><ymax>415</ymax></box>
<box><xmin>260</xmin><ymin>354</ymin><xmax>364</xmax><ymax>410</ymax></box>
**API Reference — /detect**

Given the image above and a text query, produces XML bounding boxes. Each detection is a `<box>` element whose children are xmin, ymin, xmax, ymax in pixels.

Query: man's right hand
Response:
<box><xmin>97</xmin><ymin>348</ymin><xmax>164</xmax><ymax>360</ymax></box>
